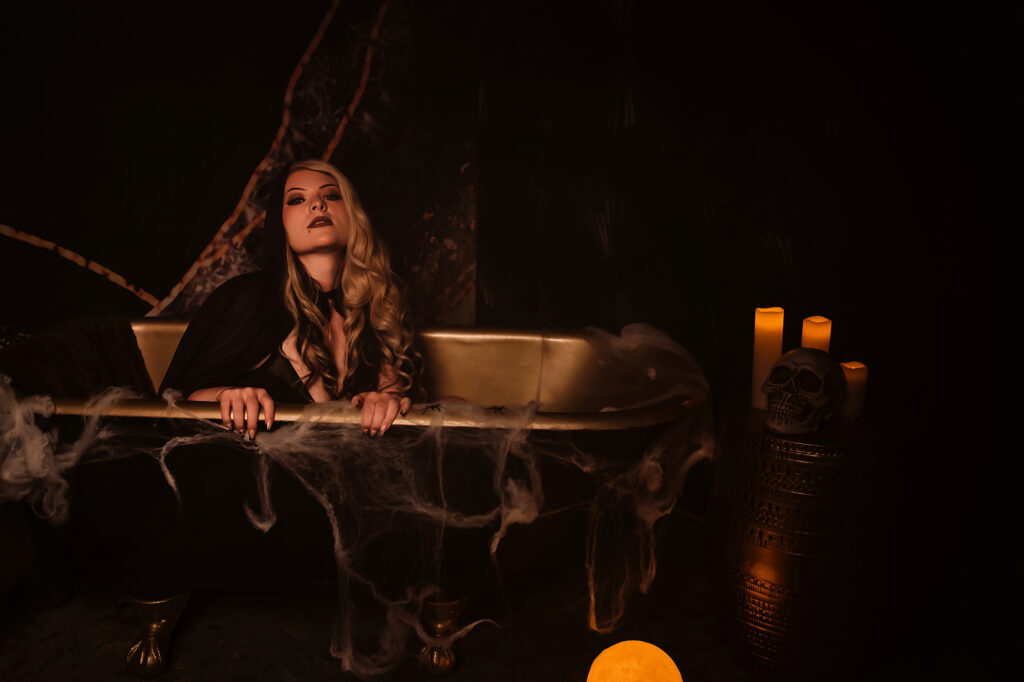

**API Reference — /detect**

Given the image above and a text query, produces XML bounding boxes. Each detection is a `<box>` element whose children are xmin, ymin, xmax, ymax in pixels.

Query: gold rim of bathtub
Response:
<box><xmin>51</xmin><ymin>397</ymin><xmax>693</xmax><ymax>431</ymax></box>
<box><xmin>50</xmin><ymin>319</ymin><xmax>698</xmax><ymax>430</ymax></box>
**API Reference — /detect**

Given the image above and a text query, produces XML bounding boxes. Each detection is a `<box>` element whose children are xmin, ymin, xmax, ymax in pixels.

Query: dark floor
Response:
<box><xmin>0</xmin><ymin>509</ymin><xmax>722</xmax><ymax>682</ymax></box>
<box><xmin>0</xmin><ymin>507</ymin><xmax>977</xmax><ymax>682</ymax></box>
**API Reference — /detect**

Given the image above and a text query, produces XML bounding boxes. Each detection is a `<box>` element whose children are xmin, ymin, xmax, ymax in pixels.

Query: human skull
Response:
<box><xmin>761</xmin><ymin>348</ymin><xmax>846</xmax><ymax>435</ymax></box>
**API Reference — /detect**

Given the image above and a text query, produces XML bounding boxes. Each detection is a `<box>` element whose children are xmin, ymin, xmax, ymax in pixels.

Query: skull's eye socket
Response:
<box><xmin>797</xmin><ymin>369</ymin><xmax>822</xmax><ymax>393</ymax></box>
<box><xmin>768</xmin><ymin>366</ymin><xmax>793</xmax><ymax>384</ymax></box>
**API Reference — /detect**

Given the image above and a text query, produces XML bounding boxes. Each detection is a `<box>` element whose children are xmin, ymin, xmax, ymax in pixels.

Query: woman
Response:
<box><xmin>160</xmin><ymin>159</ymin><xmax>415</xmax><ymax>438</ymax></box>
<box><xmin>115</xmin><ymin>160</ymin><xmax>417</xmax><ymax>677</ymax></box>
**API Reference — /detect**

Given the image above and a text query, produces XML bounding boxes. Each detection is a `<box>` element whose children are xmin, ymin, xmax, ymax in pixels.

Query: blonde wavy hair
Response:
<box><xmin>281</xmin><ymin>159</ymin><xmax>414</xmax><ymax>398</ymax></box>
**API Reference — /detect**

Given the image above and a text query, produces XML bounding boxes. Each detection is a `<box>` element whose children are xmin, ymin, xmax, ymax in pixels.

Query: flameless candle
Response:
<box><xmin>801</xmin><ymin>316</ymin><xmax>832</xmax><ymax>352</ymax></box>
<box><xmin>751</xmin><ymin>307</ymin><xmax>784</xmax><ymax>410</ymax></box>
<box><xmin>840</xmin><ymin>361</ymin><xmax>868</xmax><ymax>418</ymax></box>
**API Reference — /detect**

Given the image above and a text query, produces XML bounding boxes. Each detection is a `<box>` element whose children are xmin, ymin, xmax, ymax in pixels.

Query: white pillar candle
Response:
<box><xmin>801</xmin><ymin>316</ymin><xmax>832</xmax><ymax>352</ymax></box>
<box><xmin>840</xmin><ymin>361</ymin><xmax>868</xmax><ymax>418</ymax></box>
<box><xmin>751</xmin><ymin>307</ymin><xmax>784</xmax><ymax>410</ymax></box>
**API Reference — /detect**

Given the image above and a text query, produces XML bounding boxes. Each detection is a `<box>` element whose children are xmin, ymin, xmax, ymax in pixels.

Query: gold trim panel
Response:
<box><xmin>116</xmin><ymin>319</ymin><xmax>697</xmax><ymax>430</ymax></box>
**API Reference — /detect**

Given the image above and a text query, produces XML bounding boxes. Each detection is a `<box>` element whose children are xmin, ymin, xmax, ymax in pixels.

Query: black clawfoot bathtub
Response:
<box><xmin>33</xmin><ymin>319</ymin><xmax>711</xmax><ymax>677</ymax></box>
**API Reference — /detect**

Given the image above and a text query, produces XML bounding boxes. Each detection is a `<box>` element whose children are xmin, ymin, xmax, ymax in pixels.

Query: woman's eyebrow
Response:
<box><xmin>286</xmin><ymin>183</ymin><xmax>338</xmax><ymax>192</ymax></box>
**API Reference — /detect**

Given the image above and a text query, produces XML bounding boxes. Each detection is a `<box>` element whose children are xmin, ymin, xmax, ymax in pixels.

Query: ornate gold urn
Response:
<box><xmin>719</xmin><ymin>411</ymin><xmax>869</xmax><ymax>677</ymax></box>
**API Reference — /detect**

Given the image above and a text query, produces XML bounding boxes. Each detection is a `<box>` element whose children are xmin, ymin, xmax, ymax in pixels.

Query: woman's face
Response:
<box><xmin>281</xmin><ymin>169</ymin><xmax>352</xmax><ymax>255</ymax></box>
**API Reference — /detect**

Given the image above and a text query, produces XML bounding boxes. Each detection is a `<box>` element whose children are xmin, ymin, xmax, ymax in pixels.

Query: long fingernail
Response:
<box><xmin>266</xmin><ymin>418</ymin><xmax>273</xmax><ymax>429</ymax></box>
<box><xmin>248</xmin><ymin>429</ymin><xmax>256</xmax><ymax>440</ymax></box>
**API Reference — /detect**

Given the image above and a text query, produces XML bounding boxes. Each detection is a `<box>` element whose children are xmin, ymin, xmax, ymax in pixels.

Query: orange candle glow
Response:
<box><xmin>801</xmin><ymin>316</ymin><xmax>832</xmax><ymax>352</ymax></box>
<box><xmin>840</xmin><ymin>361</ymin><xmax>868</xmax><ymax>418</ymax></box>
<box><xmin>751</xmin><ymin>307</ymin><xmax>784</xmax><ymax>409</ymax></box>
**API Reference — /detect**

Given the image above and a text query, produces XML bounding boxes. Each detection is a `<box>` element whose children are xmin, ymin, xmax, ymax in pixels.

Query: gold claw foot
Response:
<box><xmin>418</xmin><ymin>597</ymin><xmax>468</xmax><ymax>677</ymax></box>
<box><xmin>124</xmin><ymin>592</ymin><xmax>190</xmax><ymax>679</ymax></box>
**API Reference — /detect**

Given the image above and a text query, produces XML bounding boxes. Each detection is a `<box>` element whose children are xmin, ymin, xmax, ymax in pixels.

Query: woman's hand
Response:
<box><xmin>205</xmin><ymin>387</ymin><xmax>275</xmax><ymax>440</ymax></box>
<box><xmin>352</xmin><ymin>391</ymin><xmax>411</xmax><ymax>437</ymax></box>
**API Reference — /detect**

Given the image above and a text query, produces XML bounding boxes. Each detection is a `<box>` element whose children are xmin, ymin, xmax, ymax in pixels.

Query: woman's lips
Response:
<box><xmin>307</xmin><ymin>217</ymin><xmax>333</xmax><ymax>229</ymax></box>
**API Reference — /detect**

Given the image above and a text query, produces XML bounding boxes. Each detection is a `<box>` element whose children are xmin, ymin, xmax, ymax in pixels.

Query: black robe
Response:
<box><xmin>158</xmin><ymin>271</ymin><xmax>382</xmax><ymax>403</ymax></box>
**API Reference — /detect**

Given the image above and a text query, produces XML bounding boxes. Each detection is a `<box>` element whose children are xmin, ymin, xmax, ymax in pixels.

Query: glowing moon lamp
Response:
<box><xmin>587</xmin><ymin>640</ymin><xmax>683</xmax><ymax>682</ymax></box>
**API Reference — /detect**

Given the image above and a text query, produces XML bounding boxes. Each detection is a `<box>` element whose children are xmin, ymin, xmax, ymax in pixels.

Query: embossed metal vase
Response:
<box><xmin>719</xmin><ymin>411</ymin><xmax>869</xmax><ymax>678</ymax></box>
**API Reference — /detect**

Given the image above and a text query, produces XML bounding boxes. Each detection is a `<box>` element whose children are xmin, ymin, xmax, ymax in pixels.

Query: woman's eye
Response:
<box><xmin>286</xmin><ymin>196</ymin><xmax>304</xmax><ymax>206</ymax></box>
<box><xmin>325</xmin><ymin>193</ymin><xmax>342</xmax><ymax>201</ymax></box>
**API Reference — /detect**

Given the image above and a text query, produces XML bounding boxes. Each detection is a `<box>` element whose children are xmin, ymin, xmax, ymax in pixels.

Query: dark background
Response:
<box><xmin>0</xmin><ymin>0</ymin><xmax>1003</xmax><ymax>672</ymax></box>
